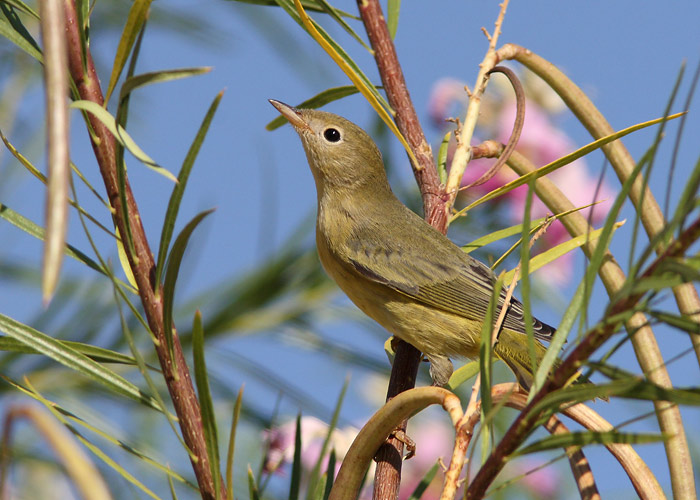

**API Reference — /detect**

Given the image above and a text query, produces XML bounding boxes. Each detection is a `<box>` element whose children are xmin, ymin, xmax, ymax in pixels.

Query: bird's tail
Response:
<box><xmin>493</xmin><ymin>328</ymin><xmax>554</xmax><ymax>391</ymax></box>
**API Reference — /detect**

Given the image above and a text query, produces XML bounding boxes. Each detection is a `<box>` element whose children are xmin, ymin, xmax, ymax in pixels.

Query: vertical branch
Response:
<box><xmin>62</xmin><ymin>1</ymin><xmax>223</xmax><ymax>499</ymax></box>
<box><xmin>357</xmin><ymin>0</ymin><xmax>445</xmax><ymax>230</ymax></box>
<box><xmin>356</xmin><ymin>2</ymin><xmax>444</xmax><ymax>499</ymax></box>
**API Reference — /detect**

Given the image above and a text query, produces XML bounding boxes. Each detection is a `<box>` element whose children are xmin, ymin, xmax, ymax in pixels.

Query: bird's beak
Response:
<box><xmin>269</xmin><ymin>99</ymin><xmax>311</xmax><ymax>131</ymax></box>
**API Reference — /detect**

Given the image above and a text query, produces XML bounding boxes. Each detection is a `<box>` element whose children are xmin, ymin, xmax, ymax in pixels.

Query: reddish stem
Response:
<box><xmin>63</xmin><ymin>2</ymin><xmax>222</xmax><ymax>498</ymax></box>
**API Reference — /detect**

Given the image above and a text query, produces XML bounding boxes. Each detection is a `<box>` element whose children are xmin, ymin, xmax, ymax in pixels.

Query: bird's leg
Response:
<box><xmin>375</xmin><ymin>428</ymin><xmax>417</xmax><ymax>461</ymax></box>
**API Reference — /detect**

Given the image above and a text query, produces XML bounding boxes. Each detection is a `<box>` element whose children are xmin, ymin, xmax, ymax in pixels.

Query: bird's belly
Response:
<box><xmin>316</xmin><ymin>237</ymin><xmax>480</xmax><ymax>359</ymax></box>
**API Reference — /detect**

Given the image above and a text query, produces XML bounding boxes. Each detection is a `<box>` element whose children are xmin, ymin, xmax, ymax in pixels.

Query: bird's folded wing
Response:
<box><xmin>346</xmin><ymin>240</ymin><xmax>555</xmax><ymax>342</ymax></box>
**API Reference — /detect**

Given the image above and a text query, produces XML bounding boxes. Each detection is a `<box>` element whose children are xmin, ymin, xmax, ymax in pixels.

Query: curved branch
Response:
<box><xmin>329</xmin><ymin>387</ymin><xmax>461</xmax><ymax>500</ymax></box>
<box><xmin>460</xmin><ymin>67</ymin><xmax>525</xmax><ymax>191</ymax></box>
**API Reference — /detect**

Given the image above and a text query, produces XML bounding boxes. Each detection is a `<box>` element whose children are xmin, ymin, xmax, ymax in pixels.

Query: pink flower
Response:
<box><xmin>427</xmin><ymin>76</ymin><xmax>616</xmax><ymax>285</ymax></box>
<box><xmin>505</xmin><ymin>458</ymin><xmax>561</xmax><ymax>499</ymax></box>
<box><xmin>262</xmin><ymin>416</ymin><xmax>358</xmax><ymax>477</ymax></box>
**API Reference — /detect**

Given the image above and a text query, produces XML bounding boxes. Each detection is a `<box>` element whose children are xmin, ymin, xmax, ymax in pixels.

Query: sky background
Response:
<box><xmin>1</xmin><ymin>1</ymin><xmax>699</xmax><ymax>498</ymax></box>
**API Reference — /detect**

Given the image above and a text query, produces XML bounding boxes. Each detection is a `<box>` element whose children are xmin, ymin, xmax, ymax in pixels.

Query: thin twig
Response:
<box><xmin>445</xmin><ymin>0</ymin><xmax>510</xmax><ymax>206</ymax></box>
<box><xmin>460</xmin><ymin>66</ymin><xmax>524</xmax><ymax>191</ymax></box>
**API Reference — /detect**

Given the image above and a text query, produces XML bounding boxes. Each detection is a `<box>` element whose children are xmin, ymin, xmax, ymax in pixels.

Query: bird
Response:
<box><xmin>269</xmin><ymin>99</ymin><xmax>557</xmax><ymax>389</ymax></box>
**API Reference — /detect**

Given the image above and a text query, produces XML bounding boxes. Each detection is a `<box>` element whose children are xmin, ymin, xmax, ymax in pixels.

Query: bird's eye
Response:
<box><xmin>323</xmin><ymin>128</ymin><xmax>341</xmax><ymax>143</ymax></box>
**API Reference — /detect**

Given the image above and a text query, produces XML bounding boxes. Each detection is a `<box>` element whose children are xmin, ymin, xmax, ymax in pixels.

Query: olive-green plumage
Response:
<box><xmin>270</xmin><ymin>99</ymin><xmax>556</xmax><ymax>388</ymax></box>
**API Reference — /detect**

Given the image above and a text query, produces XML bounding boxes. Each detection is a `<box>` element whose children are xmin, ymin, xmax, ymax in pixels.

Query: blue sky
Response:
<box><xmin>1</xmin><ymin>1</ymin><xmax>699</xmax><ymax>497</ymax></box>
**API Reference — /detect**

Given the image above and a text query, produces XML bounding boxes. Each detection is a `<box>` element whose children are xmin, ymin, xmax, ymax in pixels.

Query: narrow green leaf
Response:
<box><xmin>531</xmin><ymin>132</ymin><xmax>654</xmax><ymax>398</ymax></box>
<box><xmin>3</xmin><ymin>375</ymin><xmax>194</xmax><ymax>488</ymax></box>
<box><xmin>650</xmin><ymin>311</ymin><xmax>700</xmax><ymax>334</ymax></box>
<box><xmin>456</xmin><ymin>112</ymin><xmax>685</xmax><ymax>218</ymax></box>
<box><xmin>0</xmin><ymin>314</ymin><xmax>160</xmax><ymax>409</ymax></box>
<box><xmin>0</xmin><ymin>5</ymin><xmax>42</xmax><ymax>61</ymax></box>
<box><xmin>70</xmin><ymin>100</ymin><xmax>177</xmax><ymax>182</ymax></box>
<box><xmin>120</xmin><ymin>67</ymin><xmax>212</xmax><ymax>101</ymax></box>
<box><xmin>289</xmin><ymin>414</ymin><xmax>302</xmax><ymax>500</ymax></box>
<box><xmin>312</xmin><ymin>0</ymin><xmax>371</xmax><ymax>50</ymax></box>
<box><xmin>156</xmin><ymin>92</ymin><xmax>223</xmax><ymax>288</ymax></box>
<box><xmin>0</xmin><ymin>131</ymin><xmax>115</xmax><ymax>237</ymax></box>
<box><xmin>520</xmin><ymin>183</ymin><xmax>537</xmax><ymax>378</ymax></box>
<box><xmin>105</xmin><ymin>0</ymin><xmax>153</xmax><ymax>103</ymax></box>
<box><xmin>446</xmin><ymin>360</ymin><xmax>479</xmax><ymax>391</ymax></box>
<box><xmin>322</xmin><ymin>449</ymin><xmax>336</xmax><ymax>500</ymax></box>
<box><xmin>306</xmin><ymin>378</ymin><xmax>348</xmax><ymax>500</ymax></box>
<box><xmin>436</xmin><ymin>131</ymin><xmax>450</xmax><ymax>185</ymax></box>
<box><xmin>228</xmin><ymin>0</ymin><xmax>359</xmax><ymax>18</ymax></box>
<box><xmin>248</xmin><ymin>465</ymin><xmax>261</xmax><ymax>500</ymax></box>
<box><xmin>266</xmin><ymin>86</ymin><xmax>360</xmax><ymax>131</ymax></box>
<box><xmin>407</xmin><ymin>462</ymin><xmax>439</xmax><ymax>500</ymax></box>
<box><xmin>193</xmin><ymin>311</ymin><xmax>221</xmax><ymax>497</ymax></box>
<box><xmin>0</xmin><ymin>203</ymin><xmax>135</xmax><ymax>293</ymax></box>
<box><xmin>502</xmin><ymin>222</ymin><xmax>624</xmax><ymax>283</ymax></box>
<box><xmin>7</xmin><ymin>377</ymin><xmax>164</xmax><ymax>499</ymax></box>
<box><xmin>0</xmin><ymin>336</ymin><xmax>157</xmax><ymax>368</ymax></box>
<box><xmin>386</xmin><ymin>0</ymin><xmax>401</xmax><ymax>39</ymax></box>
<box><xmin>2</xmin><ymin>0</ymin><xmax>39</xmax><ymax>19</ymax></box>
<box><xmin>226</xmin><ymin>385</ymin><xmax>245</xmax><ymax>500</ymax></box>
<box><xmin>162</xmin><ymin>209</ymin><xmax>216</xmax><ymax>377</ymax></box>
<box><xmin>479</xmin><ymin>276</ymin><xmax>503</xmax><ymax>461</ymax></box>
<box><xmin>515</xmin><ymin>431</ymin><xmax>665</xmax><ymax>456</ymax></box>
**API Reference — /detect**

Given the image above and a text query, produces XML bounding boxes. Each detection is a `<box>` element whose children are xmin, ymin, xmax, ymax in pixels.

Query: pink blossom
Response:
<box><xmin>262</xmin><ymin>416</ymin><xmax>358</xmax><ymax>477</ymax></box>
<box><xmin>505</xmin><ymin>458</ymin><xmax>561</xmax><ymax>499</ymax></box>
<box><xmin>427</xmin><ymin>76</ymin><xmax>616</xmax><ymax>285</ymax></box>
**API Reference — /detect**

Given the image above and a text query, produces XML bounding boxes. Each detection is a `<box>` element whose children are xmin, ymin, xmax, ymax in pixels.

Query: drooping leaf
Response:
<box><xmin>266</xmin><ymin>86</ymin><xmax>360</xmax><ymax>131</ymax></box>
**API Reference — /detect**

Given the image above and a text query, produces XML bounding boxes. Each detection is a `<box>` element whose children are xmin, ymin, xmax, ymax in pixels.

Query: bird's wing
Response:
<box><xmin>344</xmin><ymin>231</ymin><xmax>555</xmax><ymax>342</ymax></box>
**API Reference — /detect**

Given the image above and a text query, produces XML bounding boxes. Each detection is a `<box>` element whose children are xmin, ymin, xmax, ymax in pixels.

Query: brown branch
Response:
<box><xmin>356</xmin><ymin>2</ymin><xmax>445</xmax><ymax>499</ymax></box>
<box><xmin>356</xmin><ymin>0</ymin><xmax>445</xmax><ymax>230</ymax></box>
<box><xmin>465</xmin><ymin>214</ymin><xmax>700</xmax><ymax>498</ymax></box>
<box><xmin>460</xmin><ymin>66</ymin><xmax>524</xmax><ymax>190</ymax></box>
<box><xmin>63</xmin><ymin>2</ymin><xmax>222</xmax><ymax>498</ymax></box>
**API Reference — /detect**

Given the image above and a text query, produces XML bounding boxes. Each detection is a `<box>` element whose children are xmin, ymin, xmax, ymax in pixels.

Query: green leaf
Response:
<box><xmin>120</xmin><ymin>67</ymin><xmax>212</xmax><ymax>101</ymax></box>
<box><xmin>1</xmin><ymin>0</ymin><xmax>39</xmax><ymax>19</ymax></box>
<box><xmin>502</xmin><ymin>221</ymin><xmax>624</xmax><ymax>283</ymax></box>
<box><xmin>0</xmin><ymin>5</ymin><xmax>42</xmax><ymax>62</ymax></box>
<box><xmin>0</xmin><ymin>203</ymin><xmax>135</xmax><ymax>293</ymax></box>
<box><xmin>387</xmin><ymin>0</ymin><xmax>401</xmax><ymax>39</ymax></box>
<box><xmin>650</xmin><ymin>310</ymin><xmax>700</xmax><ymax>334</ymax></box>
<box><xmin>226</xmin><ymin>385</ymin><xmax>245</xmax><ymax>500</ymax></box>
<box><xmin>312</xmin><ymin>0</ymin><xmax>370</xmax><ymax>50</ymax></box>
<box><xmin>156</xmin><ymin>92</ymin><xmax>223</xmax><ymax>288</ymax></box>
<box><xmin>0</xmin><ymin>336</ymin><xmax>157</xmax><ymax>368</ymax></box>
<box><xmin>289</xmin><ymin>414</ymin><xmax>302</xmax><ymax>500</ymax></box>
<box><xmin>6</xmin><ymin>377</ymin><xmax>164</xmax><ymax>500</ymax></box>
<box><xmin>105</xmin><ymin>0</ymin><xmax>153</xmax><ymax>102</ymax></box>
<box><xmin>228</xmin><ymin>0</ymin><xmax>359</xmax><ymax>18</ymax></box>
<box><xmin>407</xmin><ymin>462</ymin><xmax>439</xmax><ymax>500</ymax></box>
<box><xmin>515</xmin><ymin>431</ymin><xmax>665</xmax><ymax>456</ymax></box>
<box><xmin>322</xmin><ymin>449</ymin><xmax>336</xmax><ymax>500</ymax></box>
<box><xmin>306</xmin><ymin>378</ymin><xmax>348</xmax><ymax>500</ymax></box>
<box><xmin>193</xmin><ymin>311</ymin><xmax>221</xmax><ymax>497</ymax></box>
<box><xmin>3</xmin><ymin>376</ymin><xmax>195</xmax><ymax>490</ymax></box>
<box><xmin>248</xmin><ymin>465</ymin><xmax>261</xmax><ymax>500</ymax></box>
<box><xmin>0</xmin><ymin>314</ymin><xmax>160</xmax><ymax>409</ymax></box>
<box><xmin>162</xmin><ymin>209</ymin><xmax>216</xmax><ymax>376</ymax></box>
<box><xmin>266</xmin><ymin>86</ymin><xmax>360</xmax><ymax>131</ymax></box>
<box><xmin>457</xmin><ymin>112</ymin><xmax>685</xmax><ymax>217</ymax></box>
<box><xmin>446</xmin><ymin>360</ymin><xmax>479</xmax><ymax>391</ymax></box>
<box><xmin>436</xmin><ymin>131</ymin><xmax>450</xmax><ymax>185</ymax></box>
<box><xmin>70</xmin><ymin>100</ymin><xmax>177</xmax><ymax>182</ymax></box>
